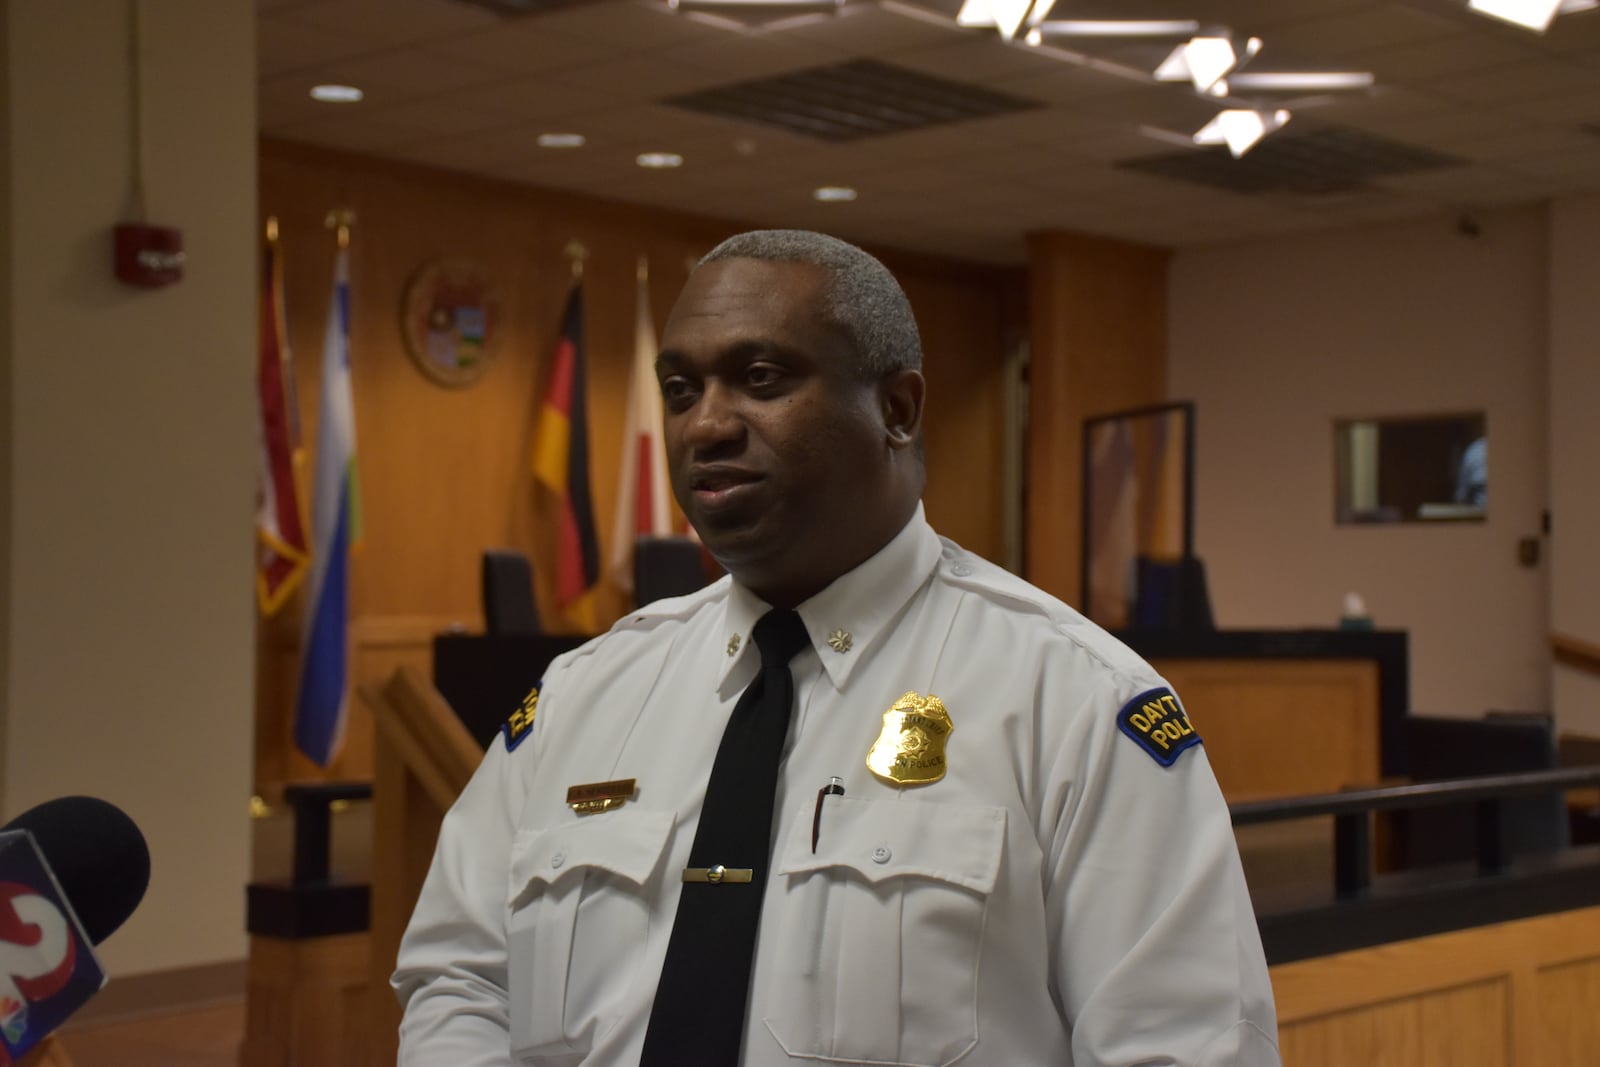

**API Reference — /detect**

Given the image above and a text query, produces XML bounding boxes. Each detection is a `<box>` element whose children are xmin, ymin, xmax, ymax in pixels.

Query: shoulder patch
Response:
<box><xmin>1116</xmin><ymin>687</ymin><xmax>1201</xmax><ymax>767</ymax></box>
<box><xmin>501</xmin><ymin>683</ymin><xmax>540</xmax><ymax>753</ymax></box>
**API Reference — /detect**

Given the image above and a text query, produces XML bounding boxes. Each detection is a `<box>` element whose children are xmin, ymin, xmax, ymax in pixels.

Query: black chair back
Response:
<box><xmin>1399</xmin><ymin>712</ymin><xmax>1569</xmax><ymax>868</ymax></box>
<box><xmin>481</xmin><ymin>549</ymin><xmax>540</xmax><ymax>636</ymax></box>
<box><xmin>634</xmin><ymin>536</ymin><xmax>709</xmax><ymax>608</ymax></box>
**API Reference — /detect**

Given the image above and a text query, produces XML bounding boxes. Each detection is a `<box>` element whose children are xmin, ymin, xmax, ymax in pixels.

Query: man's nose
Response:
<box><xmin>682</xmin><ymin>381</ymin><xmax>745</xmax><ymax>453</ymax></box>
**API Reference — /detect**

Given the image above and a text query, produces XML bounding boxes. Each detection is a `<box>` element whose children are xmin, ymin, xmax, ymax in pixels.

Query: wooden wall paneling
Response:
<box><xmin>1270</xmin><ymin>904</ymin><xmax>1600</xmax><ymax>1067</ymax></box>
<box><xmin>258</xmin><ymin>140</ymin><xmax>1016</xmax><ymax>791</ymax></box>
<box><xmin>1536</xmin><ymin>956</ymin><xmax>1600</xmax><ymax>1066</ymax></box>
<box><xmin>1278</xmin><ymin>979</ymin><xmax>1509</xmax><ymax>1067</ymax></box>
<box><xmin>1153</xmin><ymin>658</ymin><xmax>1381</xmax><ymax>799</ymax></box>
<box><xmin>902</xmin><ymin>267</ymin><xmax>1022</xmax><ymax>562</ymax></box>
<box><xmin>1024</xmin><ymin>231</ymin><xmax>1169</xmax><ymax>605</ymax></box>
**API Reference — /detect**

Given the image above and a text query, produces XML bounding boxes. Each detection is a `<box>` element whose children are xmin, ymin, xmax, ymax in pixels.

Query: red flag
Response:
<box><xmin>255</xmin><ymin>220</ymin><xmax>311</xmax><ymax>615</ymax></box>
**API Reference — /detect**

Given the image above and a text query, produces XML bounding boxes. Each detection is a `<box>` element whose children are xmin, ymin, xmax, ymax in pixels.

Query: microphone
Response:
<box><xmin>0</xmin><ymin>797</ymin><xmax>150</xmax><ymax>1063</ymax></box>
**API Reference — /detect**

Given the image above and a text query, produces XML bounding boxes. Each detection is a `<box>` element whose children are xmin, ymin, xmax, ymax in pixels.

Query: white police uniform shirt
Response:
<box><xmin>394</xmin><ymin>505</ymin><xmax>1280</xmax><ymax>1067</ymax></box>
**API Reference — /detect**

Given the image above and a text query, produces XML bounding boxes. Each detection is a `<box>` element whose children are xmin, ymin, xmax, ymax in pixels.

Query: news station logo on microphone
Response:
<box><xmin>0</xmin><ymin>830</ymin><xmax>104</xmax><ymax>1063</ymax></box>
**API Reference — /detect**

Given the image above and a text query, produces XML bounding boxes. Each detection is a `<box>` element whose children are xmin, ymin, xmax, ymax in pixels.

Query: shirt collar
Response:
<box><xmin>716</xmin><ymin>503</ymin><xmax>943</xmax><ymax>693</ymax></box>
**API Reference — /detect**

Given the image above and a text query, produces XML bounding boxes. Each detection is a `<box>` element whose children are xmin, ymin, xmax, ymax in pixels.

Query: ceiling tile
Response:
<box><xmin>423</xmin><ymin>21</ymin><xmax>617</xmax><ymax>75</ymax></box>
<box><xmin>1249</xmin><ymin>6</ymin><xmax>1465</xmax><ymax>60</ymax></box>
<box><xmin>1351</xmin><ymin>29</ymin><xmax>1542</xmax><ymax>82</ymax></box>
<box><xmin>1422</xmin><ymin>57</ymin><xmax>1600</xmax><ymax>105</ymax></box>
<box><xmin>267</xmin><ymin>0</ymin><xmax>499</xmax><ymax>45</ymax></box>
<box><xmin>777</xmin><ymin>3</ymin><xmax>966</xmax><ymax>56</ymax></box>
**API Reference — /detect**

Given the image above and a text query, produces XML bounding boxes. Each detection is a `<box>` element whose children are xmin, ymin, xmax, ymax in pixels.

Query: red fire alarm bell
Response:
<box><xmin>114</xmin><ymin>223</ymin><xmax>185</xmax><ymax>288</ymax></box>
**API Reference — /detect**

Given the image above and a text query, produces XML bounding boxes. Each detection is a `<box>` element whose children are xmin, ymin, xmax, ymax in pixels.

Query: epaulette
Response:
<box><xmin>560</xmin><ymin>576</ymin><xmax>731</xmax><ymax>666</ymax></box>
<box><xmin>934</xmin><ymin>540</ymin><xmax>1160</xmax><ymax>681</ymax></box>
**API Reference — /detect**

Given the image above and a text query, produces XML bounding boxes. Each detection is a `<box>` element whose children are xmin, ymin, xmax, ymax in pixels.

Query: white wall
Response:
<box><xmin>1169</xmin><ymin>208</ymin><xmax>1550</xmax><ymax>718</ymax></box>
<box><xmin>2</xmin><ymin>1</ymin><xmax>256</xmax><ymax>975</ymax></box>
<box><xmin>1548</xmin><ymin>192</ymin><xmax>1600</xmax><ymax>735</ymax></box>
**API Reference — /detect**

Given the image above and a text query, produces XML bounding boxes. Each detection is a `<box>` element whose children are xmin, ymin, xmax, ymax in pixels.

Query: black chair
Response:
<box><xmin>1395</xmin><ymin>712</ymin><xmax>1569</xmax><ymax>869</ymax></box>
<box><xmin>633</xmin><ymin>536</ymin><xmax>709</xmax><ymax>608</ymax></box>
<box><xmin>481</xmin><ymin>549</ymin><xmax>540</xmax><ymax>636</ymax></box>
<box><xmin>1131</xmin><ymin>555</ymin><xmax>1214</xmax><ymax>631</ymax></box>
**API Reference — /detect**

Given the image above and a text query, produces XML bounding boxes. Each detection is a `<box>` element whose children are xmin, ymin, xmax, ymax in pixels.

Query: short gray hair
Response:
<box><xmin>698</xmin><ymin>230</ymin><xmax>922</xmax><ymax>378</ymax></box>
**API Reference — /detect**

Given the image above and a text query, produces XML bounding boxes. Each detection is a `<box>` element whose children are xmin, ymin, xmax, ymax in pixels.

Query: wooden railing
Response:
<box><xmin>360</xmin><ymin>667</ymin><xmax>484</xmax><ymax>1067</ymax></box>
<box><xmin>1553</xmin><ymin>631</ymin><xmax>1600</xmax><ymax>677</ymax></box>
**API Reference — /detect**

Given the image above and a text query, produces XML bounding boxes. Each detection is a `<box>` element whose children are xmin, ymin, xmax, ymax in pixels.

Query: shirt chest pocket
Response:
<box><xmin>762</xmin><ymin>796</ymin><xmax>1005</xmax><ymax>1067</ymax></box>
<box><xmin>505</xmin><ymin>809</ymin><xmax>674</xmax><ymax>1066</ymax></box>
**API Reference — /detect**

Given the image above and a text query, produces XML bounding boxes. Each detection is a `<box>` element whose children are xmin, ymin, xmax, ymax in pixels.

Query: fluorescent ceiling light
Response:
<box><xmin>309</xmin><ymin>84</ymin><xmax>363</xmax><ymax>103</ymax></box>
<box><xmin>1155</xmin><ymin>35</ymin><xmax>1262</xmax><ymax>93</ymax></box>
<box><xmin>1030</xmin><ymin>18</ymin><xmax>1201</xmax><ymax>37</ymax></box>
<box><xmin>813</xmin><ymin>186</ymin><xmax>858</xmax><ymax>201</ymax></box>
<box><xmin>1227</xmin><ymin>71</ymin><xmax>1375</xmax><ymax>90</ymax></box>
<box><xmin>956</xmin><ymin>0</ymin><xmax>1040</xmax><ymax>37</ymax></box>
<box><xmin>636</xmin><ymin>152</ymin><xmax>684</xmax><ymax>168</ymax></box>
<box><xmin>669</xmin><ymin>0</ymin><xmax>839</xmax><ymax>8</ymax></box>
<box><xmin>537</xmin><ymin>133</ymin><xmax>586</xmax><ymax>148</ymax></box>
<box><xmin>1194</xmin><ymin>108</ymin><xmax>1290</xmax><ymax>158</ymax></box>
<box><xmin>1467</xmin><ymin>0</ymin><xmax>1563</xmax><ymax>30</ymax></box>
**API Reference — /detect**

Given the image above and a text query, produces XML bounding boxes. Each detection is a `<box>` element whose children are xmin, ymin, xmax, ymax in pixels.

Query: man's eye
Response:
<box><xmin>745</xmin><ymin>364</ymin><xmax>782</xmax><ymax>388</ymax></box>
<box><xmin>660</xmin><ymin>378</ymin><xmax>696</xmax><ymax>406</ymax></box>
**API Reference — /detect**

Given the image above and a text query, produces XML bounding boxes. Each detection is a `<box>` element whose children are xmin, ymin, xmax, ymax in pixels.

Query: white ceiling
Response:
<box><xmin>258</xmin><ymin>0</ymin><xmax>1600</xmax><ymax>263</ymax></box>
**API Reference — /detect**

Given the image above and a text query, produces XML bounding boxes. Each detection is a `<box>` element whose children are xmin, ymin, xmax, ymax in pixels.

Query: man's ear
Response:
<box><xmin>879</xmin><ymin>369</ymin><xmax>925</xmax><ymax>451</ymax></box>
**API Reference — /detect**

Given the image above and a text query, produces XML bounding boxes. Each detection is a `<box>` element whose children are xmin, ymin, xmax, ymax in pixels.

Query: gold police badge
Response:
<box><xmin>866</xmin><ymin>691</ymin><xmax>952</xmax><ymax>786</ymax></box>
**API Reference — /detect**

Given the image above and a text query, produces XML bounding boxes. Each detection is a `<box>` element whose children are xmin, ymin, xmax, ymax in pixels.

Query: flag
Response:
<box><xmin>294</xmin><ymin>243</ymin><xmax>361</xmax><ymax>767</ymax></box>
<box><xmin>255</xmin><ymin>222</ymin><xmax>310</xmax><ymax>615</ymax></box>
<box><xmin>531</xmin><ymin>282</ymin><xmax>601</xmax><ymax>627</ymax></box>
<box><xmin>609</xmin><ymin>259</ymin><xmax>673</xmax><ymax>591</ymax></box>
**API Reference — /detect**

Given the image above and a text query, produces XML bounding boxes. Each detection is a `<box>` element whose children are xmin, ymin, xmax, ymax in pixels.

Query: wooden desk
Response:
<box><xmin>1120</xmin><ymin>629</ymin><xmax>1408</xmax><ymax>802</ymax></box>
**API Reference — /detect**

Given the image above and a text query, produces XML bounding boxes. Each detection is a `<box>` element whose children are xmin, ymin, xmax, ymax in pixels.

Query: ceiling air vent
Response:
<box><xmin>664</xmin><ymin>58</ymin><xmax>1041</xmax><ymax>142</ymax></box>
<box><xmin>1116</xmin><ymin>125</ymin><xmax>1466</xmax><ymax>196</ymax></box>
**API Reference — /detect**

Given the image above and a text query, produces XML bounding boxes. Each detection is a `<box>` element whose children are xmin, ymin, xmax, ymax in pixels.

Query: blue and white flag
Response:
<box><xmin>294</xmin><ymin>244</ymin><xmax>361</xmax><ymax>766</ymax></box>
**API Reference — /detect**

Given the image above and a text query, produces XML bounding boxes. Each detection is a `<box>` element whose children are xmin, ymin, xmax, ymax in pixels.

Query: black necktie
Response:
<box><xmin>640</xmin><ymin>608</ymin><xmax>812</xmax><ymax>1066</ymax></box>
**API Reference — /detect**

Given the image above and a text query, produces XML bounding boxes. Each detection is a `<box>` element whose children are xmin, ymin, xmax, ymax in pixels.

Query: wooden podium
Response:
<box><xmin>361</xmin><ymin>667</ymin><xmax>483</xmax><ymax>1067</ymax></box>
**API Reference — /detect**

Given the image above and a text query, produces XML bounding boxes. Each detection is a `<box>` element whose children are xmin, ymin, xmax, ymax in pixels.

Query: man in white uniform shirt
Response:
<box><xmin>394</xmin><ymin>230</ymin><xmax>1280</xmax><ymax>1066</ymax></box>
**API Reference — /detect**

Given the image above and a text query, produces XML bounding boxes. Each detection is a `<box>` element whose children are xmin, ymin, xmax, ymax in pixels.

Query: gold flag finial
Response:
<box><xmin>265</xmin><ymin>216</ymin><xmax>279</xmax><ymax>244</ymax></box>
<box><xmin>564</xmin><ymin>240</ymin><xmax>589</xmax><ymax>280</ymax></box>
<box><xmin>637</xmin><ymin>254</ymin><xmax>649</xmax><ymax>283</ymax></box>
<box><xmin>324</xmin><ymin>207</ymin><xmax>356</xmax><ymax>249</ymax></box>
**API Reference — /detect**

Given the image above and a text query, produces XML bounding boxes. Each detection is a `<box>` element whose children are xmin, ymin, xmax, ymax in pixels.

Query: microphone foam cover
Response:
<box><xmin>5</xmin><ymin>796</ymin><xmax>151</xmax><ymax>945</ymax></box>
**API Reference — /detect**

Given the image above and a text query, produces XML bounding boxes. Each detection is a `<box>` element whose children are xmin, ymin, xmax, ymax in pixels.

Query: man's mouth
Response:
<box><xmin>689</xmin><ymin>466</ymin><xmax>763</xmax><ymax>503</ymax></box>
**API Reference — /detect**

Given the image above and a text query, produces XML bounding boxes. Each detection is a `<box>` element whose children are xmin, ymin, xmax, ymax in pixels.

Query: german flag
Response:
<box><xmin>532</xmin><ymin>283</ymin><xmax>600</xmax><ymax>628</ymax></box>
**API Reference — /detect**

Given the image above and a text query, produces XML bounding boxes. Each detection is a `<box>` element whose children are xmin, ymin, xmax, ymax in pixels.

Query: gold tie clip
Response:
<box><xmin>682</xmin><ymin>864</ymin><xmax>753</xmax><ymax>884</ymax></box>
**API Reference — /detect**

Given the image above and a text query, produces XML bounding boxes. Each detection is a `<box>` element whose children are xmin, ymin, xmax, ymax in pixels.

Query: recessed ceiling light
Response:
<box><xmin>309</xmin><ymin>84</ymin><xmax>363</xmax><ymax>103</ymax></box>
<box><xmin>636</xmin><ymin>152</ymin><xmax>684</xmax><ymax>169</ymax></box>
<box><xmin>813</xmin><ymin>186</ymin><xmax>857</xmax><ymax>202</ymax></box>
<box><xmin>537</xmin><ymin>133</ymin><xmax>586</xmax><ymax>148</ymax></box>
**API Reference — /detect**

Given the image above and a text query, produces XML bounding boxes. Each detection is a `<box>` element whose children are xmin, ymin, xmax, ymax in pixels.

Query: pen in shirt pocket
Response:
<box><xmin>812</xmin><ymin>776</ymin><xmax>845</xmax><ymax>853</ymax></box>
